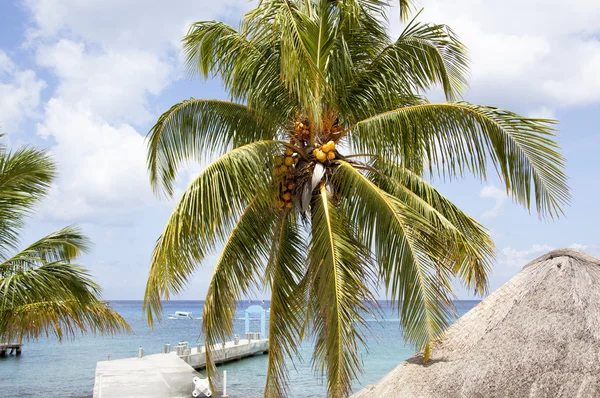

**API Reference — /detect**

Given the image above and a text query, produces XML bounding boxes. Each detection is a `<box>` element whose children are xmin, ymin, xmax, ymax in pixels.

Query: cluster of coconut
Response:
<box><xmin>274</xmin><ymin>148</ymin><xmax>300</xmax><ymax>210</ymax></box>
<box><xmin>312</xmin><ymin>140</ymin><xmax>336</xmax><ymax>163</ymax></box>
<box><xmin>277</xmin><ymin>177</ymin><xmax>297</xmax><ymax>210</ymax></box>
<box><xmin>294</xmin><ymin>118</ymin><xmax>311</xmax><ymax>141</ymax></box>
<box><xmin>273</xmin><ymin>148</ymin><xmax>299</xmax><ymax>176</ymax></box>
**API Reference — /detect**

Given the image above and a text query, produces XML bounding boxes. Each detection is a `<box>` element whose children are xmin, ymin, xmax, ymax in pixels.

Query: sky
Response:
<box><xmin>0</xmin><ymin>0</ymin><xmax>599</xmax><ymax>300</ymax></box>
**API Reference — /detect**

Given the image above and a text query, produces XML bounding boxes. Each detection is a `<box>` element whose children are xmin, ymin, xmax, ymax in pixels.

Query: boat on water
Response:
<box><xmin>168</xmin><ymin>311</ymin><xmax>200</xmax><ymax>320</ymax></box>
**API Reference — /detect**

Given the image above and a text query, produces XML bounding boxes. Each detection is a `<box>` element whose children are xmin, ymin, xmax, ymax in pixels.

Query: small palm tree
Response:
<box><xmin>0</xmin><ymin>140</ymin><xmax>130</xmax><ymax>342</ymax></box>
<box><xmin>144</xmin><ymin>1</ymin><xmax>569</xmax><ymax>396</ymax></box>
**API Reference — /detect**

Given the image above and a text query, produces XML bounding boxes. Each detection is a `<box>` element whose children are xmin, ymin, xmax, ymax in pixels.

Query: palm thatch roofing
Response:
<box><xmin>352</xmin><ymin>248</ymin><xmax>600</xmax><ymax>398</ymax></box>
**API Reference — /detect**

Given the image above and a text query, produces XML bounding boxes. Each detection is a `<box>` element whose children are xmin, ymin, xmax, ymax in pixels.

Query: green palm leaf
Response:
<box><xmin>144</xmin><ymin>140</ymin><xmax>283</xmax><ymax>324</ymax></box>
<box><xmin>349</xmin><ymin>102</ymin><xmax>569</xmax><ymax>218</ymax></box>
<box><xmin>308</xmin><ymin>184</ymin><xmax>376</xmax><ymax>397</ymax></box>
<box><xmin>201</xmin><ymin>194</ymin><xmax>278</xmax><ymax>390</ymax></box>
<box><xmin>0</xmin><ymin>140</ymin><xmax>130</xmax><ymax>343</ymax></box>
<box><xmin>370</xmin><ymin>158</ymin><xmax>494</xmax><ymax>293</ymax></box>
<box><xmin>147</xmin><ymin>100</ymin><xmax>281</xmax><ymax>196</ymax></box>
<box><xmin>264</xmin><ymin>210</ymin><xmax>307</xmax><ymax>397</ymax></box>
<box><xmin>0</xmin><ymin>145</ymin><xmax>55</xmax><ymax>256</ymax></box>
<box><xmin>334</xmin><ymin>161</ymin><xmax>455</xmax><ymax>355</ymax></box>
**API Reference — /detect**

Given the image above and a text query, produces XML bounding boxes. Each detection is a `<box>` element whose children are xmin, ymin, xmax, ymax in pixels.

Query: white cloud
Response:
<box><xmin>528</xmin><ymin>106</ymin><xmax>556</xmax><ymax>119</ymax></box>
<box><xmin>389</xmin><ymin>0</ymin><xmax>600</xmax><ymax>112</ymax></box>
<box><xmin>23</xmin><ymin>1</ymin><xmax>255</xmax><ymax>224</ymax></box>
<box><xmin>479</xmin><ymin>185</ymin><xmax>507</xmax><ymax>219</ymax></box>
<box><xmin>0</xmin><ymin>51</ymin><xmax>46</xmax><ymax>134</ymax></box>
<box><xmin>0</xmin><ymin>50</ymin><xmax>15</xmax><ymax>74</ymax></box>
<box><xmin>36</xmin><ymin>40</ymin><xmax>171</xmax><ymax>125</ymax></box>
<box><xmin>36</xmin><ymin>98</ymin><xmax>157</xmax><ymax>224</ymax></box>
<box><xmin>568</xmin><ymin>243</ymin><xmax>588</xmax><ymax>250</ymax></box>
<box><xmin>502</xmin><ymin>244</ymin><xmax>555</xmax><ymax>266</ymax></box>
<box><xmin>24</xmin><ymin>0</ymin><xmax>255</xmax><ymax>51</ymax></box>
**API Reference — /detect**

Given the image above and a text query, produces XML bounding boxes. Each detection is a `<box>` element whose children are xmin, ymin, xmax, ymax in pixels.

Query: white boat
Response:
<box><xmin>168</xmin><ymin>311</ymin><xmax>195</xmax><ymax>320</ymax></box>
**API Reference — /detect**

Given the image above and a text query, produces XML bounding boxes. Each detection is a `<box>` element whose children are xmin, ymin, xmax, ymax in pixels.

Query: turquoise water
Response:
<box><xmin>0</xmin><ymin>300</ymin><xmax>479</xmax><ymax>397</ymax></box>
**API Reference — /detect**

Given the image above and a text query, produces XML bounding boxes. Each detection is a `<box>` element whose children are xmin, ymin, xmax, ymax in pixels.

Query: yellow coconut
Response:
<box><xmin>316</xmin><ymin>150</ymin><xmax>327</xmax><ymax>163</ymax></box>
<box><xmin>282</xmin><ymin>192</ymin><xmax>292</xmax><ymax>201</ymax></box>
<box><xmin>278</xmin><ymin>200</ymin><xmax>285</xmax><ymax>209</ymax></box>
<box><xmin>284</xmin><ymin>156</ymin><xmax>294</xmax><ymax>166</ymax></box>
<box><xmin>327</xmin><ymin>151</ymin><xmax>335</xmax><ymax>161</ymax></box>
<box><xmin>274</xmin><ymin>157</ymin><xmax>283</xmax><ymax>166</ymax></box>
<box><xmin>279</xmin><ymin>165</ymin><xmax>288</xmax><ymax>173</ymax></box>
<box><xmin>293</xmin><ymin>157</ymin><xmax>299</xmax><ymax>164</ymax></box>
<box><xmin>286</xmin><ymin>202</ymin><xmax>294</xmax><ymax>209</ymax></box>
<box><xmin>285</xmin><ymin>148</ymin><xmax>294</xmax><ymax>156</ymax></box>
<box><xmin>288</xmin><ymin>182</ymin><xmax>296</xmax><ymax>190</ymax></box>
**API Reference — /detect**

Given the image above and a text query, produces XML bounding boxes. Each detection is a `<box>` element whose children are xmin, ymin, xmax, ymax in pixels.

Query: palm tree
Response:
<box><xmin>0</xmin><ymin>140</ymin><xmax>130</xmax><ymax>343</ymax></box>
<box><xmin>143</xmin><ymin>1</ymin><xmax>569</xmax><ymax>396</ymax></box>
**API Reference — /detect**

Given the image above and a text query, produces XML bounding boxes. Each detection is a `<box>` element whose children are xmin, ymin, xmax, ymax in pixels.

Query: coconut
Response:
<box><xmin>327</xmin><ymin>151</ymin><xmax>335</xmax><ymax>161</ymax></box>
<box><xmin>284</xmin><ymin>156</ymin><xmax>294</xmax><ymax>166</ymax></box>
<box><xmin>316</xmin><ymin>150</ymin><xmax>327</xmax><ymax>163</ymax></box>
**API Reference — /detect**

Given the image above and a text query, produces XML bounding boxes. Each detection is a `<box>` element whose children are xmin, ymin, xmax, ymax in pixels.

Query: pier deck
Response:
<box><xmin>93</xmin><ymin>339</ymin><xmax>268</xmax><ymax>397</ymax></box>
<box><xmin>185</xmin><ymin>338</ymin><xmax>268</xmax><ymax>369</ymax></box>
<box><xmin>94</xmin><ymin>354</ymin><xmax>199</xmax><ymax>398</ymax></box>
<box><xmin>0</xmin><ymin>343</ymin><xmax>21</xmax><ymax>357</ymax></box>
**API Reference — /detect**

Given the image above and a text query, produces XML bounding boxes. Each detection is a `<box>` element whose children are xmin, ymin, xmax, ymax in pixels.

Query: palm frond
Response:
<box><xmin>147</xmin><ymin>99</ymin><xmax>281</xmax><ymax>196</ymax></box>
<box><xmin>334</xmin><ymin>161</ymin><xmax>455</xmax><ymax>356</ymax></box>
<box><xmin>182</xmin><ymin>21</ymin><xmax>298</xmax><ymax>118</ymax></box>
<box><xmin>144</xmin><ymin>140</ymin><xmax>282</xmax><ymax>324</ymax></box>
<box><xmin>0</xmin><ymin>298</ymin><xmax>130</xmax><ymax>342</ymax></box>
<box><xmin>349</xmin><ymin>102</ymin><xmax>570</xmax><ymax>218</ymax></box>
<box><xmin>0</xmin><ymin>226</ymin><xmax>91</xmax><ymax>274</ymax></box>
<box><xmin>359</xmin><ymin>16</ymin><xmax>468</xmax><ymax>103</ymax></box>
<box><xmin>201</xmin><ymin>194</ymin><xmax>278</xmax><ymax>391</ymax></box>
<box><xmin>0</xmin><ymin>145</ymin><xmax>56</xmax><ymax>257</ymax></box>
<box><xmin>244</xmin><ymin>0</ymin><xmax>322</xmax><ymax>120</ymax></box>
<box><xmin>308</xmin><ymin>184</ymin><xmax>375</xmax><ymax>397</ymax></box>
<box><xmin>370</xmin><ymin>158</ymin><xmax>494</xmax><ymax>293</ymax></box>
<box><xmin>264</xmin><ymin>210</ymin><xmax>307</xmax><ymax>397</ymax></box>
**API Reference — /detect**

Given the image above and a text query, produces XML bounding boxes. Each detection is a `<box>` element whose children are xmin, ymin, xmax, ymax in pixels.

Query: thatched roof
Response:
<box><xmin>352</xmin><ymin>249</ymin><xmax>600</xmax><ymax>398</ymax></box>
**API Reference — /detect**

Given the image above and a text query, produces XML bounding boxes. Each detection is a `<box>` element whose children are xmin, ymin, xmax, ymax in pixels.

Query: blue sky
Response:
<box><xmin>0</xmin><ymin>0</ymin><xmax>599</xmax><ymax>300</ymax></box>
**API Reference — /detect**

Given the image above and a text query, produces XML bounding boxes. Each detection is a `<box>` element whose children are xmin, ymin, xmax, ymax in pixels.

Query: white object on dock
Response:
<box><xmin>192</xmin><ymin>376</ymin><xmax>211</xmax><ymax>397</ymax></box>
<box><xmin>222</xmin><ymin>370</ymin><xmax>229</xmax><ymax>398</ymax></box>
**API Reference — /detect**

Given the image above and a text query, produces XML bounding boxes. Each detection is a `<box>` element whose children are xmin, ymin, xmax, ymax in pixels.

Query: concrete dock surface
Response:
<box><xmin>93</xmin><ymin>339</ymin><xmax>268</xmax><ymax>397</ymax></box>
<box><xmin>185</xmin><ymin>338</ymin><xmax>268</xmax><ymax>369</ymax></box>
<box><xmin>93</xmin><ymin>354</ymin><xmax>201</xmax><ymax>398</ymax></box>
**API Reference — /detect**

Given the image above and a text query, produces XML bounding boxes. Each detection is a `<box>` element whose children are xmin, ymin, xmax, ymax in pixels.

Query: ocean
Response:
<box><xmin>0</xmin><ymin>300</ymin><xmax>480</xmax><ymax>397</ymax></box>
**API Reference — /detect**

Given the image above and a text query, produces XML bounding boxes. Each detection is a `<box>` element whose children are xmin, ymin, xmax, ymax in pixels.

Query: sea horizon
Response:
<box><xmin>0</xmin><ymin>300</ymin><xmax>481</xmax><ymax>397</ymax></box>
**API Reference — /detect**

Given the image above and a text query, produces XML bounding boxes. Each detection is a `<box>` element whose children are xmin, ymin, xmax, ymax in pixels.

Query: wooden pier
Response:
<box><xmin>0</xmin><ymin>343</ymin><xmax>22</xmax><ymax>357</ymax></box>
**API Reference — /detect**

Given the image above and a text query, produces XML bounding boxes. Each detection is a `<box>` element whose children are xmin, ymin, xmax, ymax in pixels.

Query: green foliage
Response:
<box><xmin>0</xmin><ymin>143</ymin><xmax>130</xmax><ymax>342</ymax></box>
<box><xmin>144</xmin><ymin>1</ymin><xmax>569</xmax><ymax>396</ymax></box>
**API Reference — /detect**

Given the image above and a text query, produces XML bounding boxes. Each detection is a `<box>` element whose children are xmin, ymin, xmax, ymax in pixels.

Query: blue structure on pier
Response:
<box><xmin>244</xmin><ymin>305</ymin><xmax>266</xmax><ymax>337</ymax></box>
